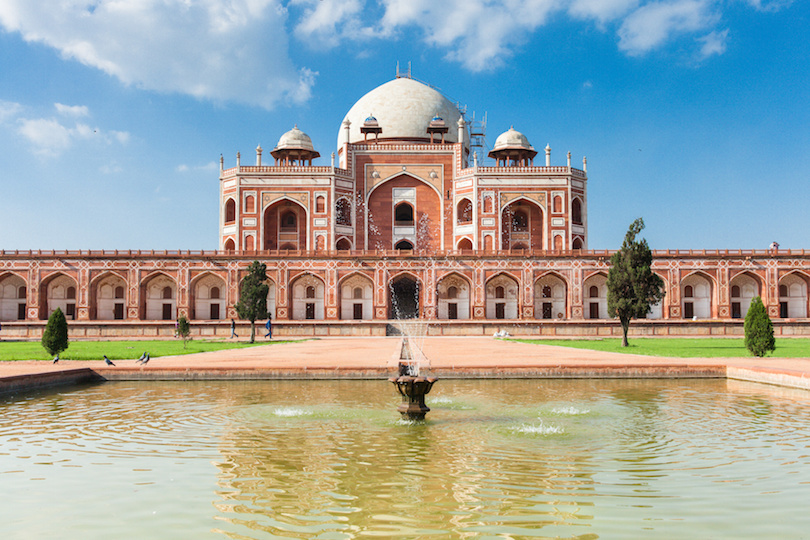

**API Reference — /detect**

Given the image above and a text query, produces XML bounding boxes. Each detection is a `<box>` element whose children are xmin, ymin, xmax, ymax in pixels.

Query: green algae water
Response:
<box><xmin>2</xmin><ymin>379</ymin><xmax>810</xmax><ymax>539</ymax></box>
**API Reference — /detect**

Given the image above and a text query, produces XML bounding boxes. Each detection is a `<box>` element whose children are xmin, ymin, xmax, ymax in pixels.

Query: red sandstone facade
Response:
<box><xmin>1</xmin><ymin>77</ymin><xmax>807</xmax><ymax>337</ymax></box>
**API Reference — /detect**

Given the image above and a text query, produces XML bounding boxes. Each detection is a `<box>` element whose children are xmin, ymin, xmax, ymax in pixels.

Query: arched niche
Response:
<box><xmin>486</xmin><ymin>273</ymin><xmax>519</xmax><ymax>320</ymax></box>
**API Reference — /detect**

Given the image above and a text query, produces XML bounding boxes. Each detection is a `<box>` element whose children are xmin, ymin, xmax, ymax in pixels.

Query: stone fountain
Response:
<box><xmin>389</xmin><ymin>338</ymin><xmax>437</xmax><ymax>420</ymax></box>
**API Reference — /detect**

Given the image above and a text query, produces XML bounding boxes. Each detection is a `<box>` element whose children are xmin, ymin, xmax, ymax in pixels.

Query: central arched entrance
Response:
<box><xmin>389</xmin><ymin>275</ymin><xmax>420</xmax><ymax>319</ymax></box>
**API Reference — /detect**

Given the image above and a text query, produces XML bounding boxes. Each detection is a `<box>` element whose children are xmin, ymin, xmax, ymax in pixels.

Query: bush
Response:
<box><xmin>42</xmin><ymin>307</ymin><xmax>69</xmax><ymax>357</ymax></box>
<box><xmin>177</xmin><ymin>315</ymin><xmax>191</xmax><ymax>348</ymax></box>
<box><xmin>744</xmin><ymin>296</ymin><xmax>775</xmax><ymax>357</ymax></box>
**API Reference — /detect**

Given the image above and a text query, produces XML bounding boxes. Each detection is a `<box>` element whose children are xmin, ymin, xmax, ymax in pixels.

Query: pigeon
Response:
<box><xmin>141</xmin><ymin>353</ymin><xmax>150</xmax><ymax>365</ymax></box>
<box><xmin>52</xmin><ymin>354</ymin><xmax>59</xmax><ymax>364</ymax></box>
<box><xmin>104</xmin><ymin>355</ymin><xmax>115</xmax><ymax>366</ymax></box>
<box><xmin>137</xmin><ymin>352</ymin><xmax>146</xmax><ymax>363</ymax></box>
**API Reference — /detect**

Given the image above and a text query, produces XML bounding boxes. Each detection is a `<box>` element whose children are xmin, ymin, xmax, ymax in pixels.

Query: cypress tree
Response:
<box><xmin>177</xmin><ymin>315</ymin><xmax>191</xmax><ymax>348</ymax></box>
<box><xmin>42</xmin><ymin>307</ymin><xmax>69</xmax><ymax>357</ymax></box>
<box><xmin>235</xmin><ymin>261</ymin><xmax>269</xmax><ymax>343</ymax></box>
<box><xmin>607</xmin><ymin>218</ymin><xmax>665</xmax><ymax>347</ymax></box>
<box><xmin>744</xmin><ymin>296</ymin><xmax>775</xmax><ymax>357</ymax></box>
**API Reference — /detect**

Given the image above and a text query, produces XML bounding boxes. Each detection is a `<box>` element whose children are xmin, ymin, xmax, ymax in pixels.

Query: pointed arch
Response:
<box><xmin>534</xmin><ymin>271</ymin><xmax>568</xmax><ymax>319</ymax></box>
<box><xmin>338</xmin><ymin>271</ymin><xmax>374</xmax><ymax>320</ymax></box>
<box><xmin>388</xmin><ymin>271</ymin><xmax>423</xmax><ymax>320</ymax></box>
<box><xmin>729</xmin><ymin>271</ymin><xmax>762</xmax><ymax>319</ymax></box>
<box><xmin>778</xmin><ymin>270</ymin><xmax>810</xmax><ymax>318</ymax></box>
<box><xmin>582</xmin><ymin>271</ymin><xmax>608</xmax><ymax>319</ymax></box>
<box><xmin>335</xmin><ymin>237</ymin><xmax>352</xmax><ymax>251</ymax></box>
<box><xmin>40</xmin><ymin>271</ymin><xmax>78</xmax><ymax>320</ymax></box>
<box><xmin>0</xmin><ymin>271</ymin><xmax>28</xmax><ymax>321</ymax></box>
<box><xmin>486</xmin><ymin>272</ymin><xmax>520</xmax><ymax>319</ymax></box>
<box><xmin>224</xmin><ymin>197</ymin><xmax>236</xmax><ymax>223</ymax></box>
<box><xmin>681</xmin><ymin>271</ymin><xmax>715</xmax><ymax>319</ymax></box>
<box><xmin>140</xmin><ymin>271</ymin><xmax>178</xmax><ymax>320</ymax></box>
<box><xmin>90</xmin><ymin>270</ymin><xmax>128</xmax><ymax>320</ymax></box>
<box><xmin>501</xmin><ymin>197</ymin><xmax>544</xmax><ymax>250</ymax></box>
<box><xmin>263</xmin><ymin>197</ymin><xmax>309</xmax><ymax>251</ymax></box>
<box><xmin>290</xmin><ymin>272</ymin><xmax>325</xmax><ymax>320</ymax></box>
<box><xmin>190</xmin><ymin>271</ymin><xmax>228</xmax><ymax>320</ymax></box>
<box><xmin>437</xmin><ymin>272</ymin><xmax>472</xmax><ymax>320</ymax></box>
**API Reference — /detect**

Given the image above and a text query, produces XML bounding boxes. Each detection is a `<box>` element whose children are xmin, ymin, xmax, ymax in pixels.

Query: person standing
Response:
<box><xmin>264</xmin><ymin>316</ymin><xmax>273</xmax><ymax>339</ymax></box>
<box><xmin>230</xmin><ymin>318</ymin><xmax>238</xmax><ymax>338</ymax></box>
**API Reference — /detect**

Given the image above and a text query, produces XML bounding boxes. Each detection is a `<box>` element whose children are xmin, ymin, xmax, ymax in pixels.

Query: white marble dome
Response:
<box><xmin>275</xmin><ymin>125</ymin><xmax>316</xmax><ymax>152</ymax></box>
<box><xmin>338</xmin><ymin>77</ymin><xmax>464</xmax><ymax>149</ymax></box>
<box><xmin>492</xmin><ymin>126</ymin><xmax>533</xmax><ymax>152</ymax></box>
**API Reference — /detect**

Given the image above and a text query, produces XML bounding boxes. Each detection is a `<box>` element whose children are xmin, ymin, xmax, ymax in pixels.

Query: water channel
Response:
<box><xmin>2</xmin><ymin>379</ymin><xmax>809</xmax><ymax>538</ymax></box>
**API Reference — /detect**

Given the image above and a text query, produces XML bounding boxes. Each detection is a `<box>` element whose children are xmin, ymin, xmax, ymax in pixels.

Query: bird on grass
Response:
<box><xmin>104</xmin><ymin>355</ymin><xmax>115</xmax><ymax>366</ymax></box>
<box><xmin>52</xmin><ymin>354</ymin><xmax>59</xmax><ymax>364</ymax></box>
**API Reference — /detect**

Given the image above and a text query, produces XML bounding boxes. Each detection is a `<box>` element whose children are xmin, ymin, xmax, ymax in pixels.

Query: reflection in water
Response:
<box><xmin>2</xmin><ymin>379</ymin><xmax>810</xmax><ymax>538</ymax></box>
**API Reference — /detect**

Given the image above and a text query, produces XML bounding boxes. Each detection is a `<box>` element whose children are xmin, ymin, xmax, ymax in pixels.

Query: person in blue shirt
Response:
<box><xmin>265</xmin><ymin>316</ymin><xmax>272</xmax><ymax>339</ymax></box>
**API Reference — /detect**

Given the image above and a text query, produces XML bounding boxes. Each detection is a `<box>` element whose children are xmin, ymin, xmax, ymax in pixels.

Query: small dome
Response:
<box><xmin>274</xmin><ymin>125</ymin><xmax>316</xmax><ymax>153</ymax></box>
<box><xmin>492</xmin><ymin>126</ymin><xmax>533</xmax><ymax>152</ymax></box>
<box><xmin>364</xmin><ymin>115</ymin><xmax>379</xmax><ymax>125</ymax></box>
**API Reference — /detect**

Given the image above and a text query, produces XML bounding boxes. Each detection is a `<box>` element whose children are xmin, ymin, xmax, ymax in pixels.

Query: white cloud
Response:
<box><xmin>55</xmin><ymin>103</ymin><xmax>89</xmax><ymax>117</ymax></box>
<box><xmin>0</xmin><ymin>0</ymin><xmax>315</xmax><ymax>109</ymax></box>
<box><xmin>176</xmin><ymin>161</ymin><xmax>218</xmax><ymax>173</ymax></box>
<box><xmin>618</xmin><ymin>0</ymin><xmax>718</xmax><ymax>55</ymax></box>
<box><xmin>0</xmin><ymin>100</ymin><xmax>23</xmax><ymax>122</ymax></box>
<box><xmin>697</xmin><ymin>28</ymin><xmax>728</xmax><ymax>58</ymax></box>
<box><xmin>15</xmin><ymin>103</ymin><xmax>130</xmax><ymax>156</ymax></box>
<box><xmin>569</xmin><ymin>0</ymin><xmax>639</xmax><ymax>24</ymax></box>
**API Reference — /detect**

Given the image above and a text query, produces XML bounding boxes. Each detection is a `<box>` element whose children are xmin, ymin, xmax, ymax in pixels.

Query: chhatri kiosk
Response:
<box><xmin>0</xmin><ymin>75</ymin><xmax>808</xmax><ymax>337</ymax></box>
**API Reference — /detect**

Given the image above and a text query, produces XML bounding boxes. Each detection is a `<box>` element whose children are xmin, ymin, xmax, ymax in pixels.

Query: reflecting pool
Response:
<box><xmin>2</xmin><ymin>379</ymin><xmax>810</xmax><ymax>539</ymax></box>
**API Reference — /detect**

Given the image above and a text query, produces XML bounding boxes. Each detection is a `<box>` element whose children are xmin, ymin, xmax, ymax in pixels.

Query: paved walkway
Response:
<box><xmin>2</xmin><ymin>336</ymin><xmax>810</xmax><ymax>384</ymax></box>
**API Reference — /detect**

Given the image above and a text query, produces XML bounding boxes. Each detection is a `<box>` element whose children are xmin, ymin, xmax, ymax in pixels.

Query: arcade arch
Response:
<box><xmin>778</xmin><ymin>272</ymin><xmax>809</xmax><ymax>318</ymax></box>
<box><xmin>92</xmin><ymin>273</ymin><xmax>127</xmax><ymax>320</ymax></box>
<box><xmin>389</xmin><ymin>273</ymin><xmax>420</xmax><ymax>319</ymax></box>
<box><xmin>729</xmin><ymin>273</ymin><xmax>760</xmax><ymax>319</ymax></box>
<box><xmin>141</xmin><ymin>273</ymin><xmax>177</xmax><ymax>320</ymax></box>
<box><xmin>340</xmin><ymin>274</ymin><xmax>373</xmax><ymax>320</ymax></box>
<box><xmin>0</xmin><ymin>273</ymin><xmax>27</xmax><ymax>321</ymax></box>
<box><xmin>290</xmin><ymin>274</ymin><xmax>324</xmax><ymax>320</ymax></box>
<box><xmin>534</xmin><ymin>274</ymin><xmax>567</xmax><ymax>319</ymax></box>
<box><xmin>486</xmin><ymin>274</ymin><xmax>519</xmax><ymax>319</ymax></box>
<box><xmin>192</xmin><ymin>274</ymin><xmax>227</xmax><ymax>320</ymax></box>
<box><xmin>437</xmin><ymin>273</ymin><xmax>471</xmax><ymax>320</ymax></box>
<box><xmin>583</xmin><ymin>273</ymin><xmax>607</xmax><ymax>319</ymax></box>
<box><xmin>42</xmin><ymin>273</ymin><xmax>78</xmax><ymax>320</ymax></box>
<box><xmin>681</xmin><ymin>273</ymin><xmax>712</xmax><ymax>319</ymax></box>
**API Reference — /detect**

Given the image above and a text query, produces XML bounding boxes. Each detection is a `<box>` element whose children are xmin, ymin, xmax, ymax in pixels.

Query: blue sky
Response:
<box><xmin>0</xmin><ymin>0</ymin><xmax>806</xmax><ymax>251</ymax></box>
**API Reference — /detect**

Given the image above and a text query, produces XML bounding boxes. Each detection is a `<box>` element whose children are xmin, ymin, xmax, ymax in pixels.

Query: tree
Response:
<box><xmin>744</xmin><ymin>296</ymin><xmax>775</xmax><ymax>357</ymax></box>
<box><xmin>42</xmin><ymin>307</ymin><xmax>69</xmax><ymax>357</ymax></box>
<box><xmin>235</xmin><ymin>261</ymin><xmax>269</xmax><ymax>343</ymax></box>
<box><xmin>607</xmin><ymin>218</ymin><xmax>665</xmax><ymax>347</ymax></box>
<box><xmin>177</xmin><ymin>315</ymin><xmax>191</xmax><ymax>348</ymax></box>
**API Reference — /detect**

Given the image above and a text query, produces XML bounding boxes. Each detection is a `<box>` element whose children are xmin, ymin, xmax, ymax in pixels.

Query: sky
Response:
<box><xmin>0</xmin><ymin>0</ymin><xmax>807</xmax><ymax>251</ymax></box>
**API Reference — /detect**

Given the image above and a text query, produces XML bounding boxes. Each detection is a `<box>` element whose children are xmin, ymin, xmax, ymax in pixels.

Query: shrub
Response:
<box><xmin>42</xmin><ymin>307</ymin><xmax>69</xmax><ymax>357</ymax></box>
<box><xmin>744</xmin><ymin>296</ymin><xmax>775</xmax><ymax>357</ymax></box>
<box><xmin>177</xmin><ymin>315</ymin><xmax>191</xmax><ymax>348</ymax></box>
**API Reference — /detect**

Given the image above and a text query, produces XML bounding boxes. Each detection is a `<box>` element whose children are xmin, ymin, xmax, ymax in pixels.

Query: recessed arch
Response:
<box><xmin>339</xmin><ymin>272</ymin><xmax>374</xmax><ymax>320</ymax></box>
<box><xmin>388</xmin><ymin>272</ymin><xmax>422</xmax><ymax>319</ymax></box>
<box><xmin>190</xmin><ymin>272</ymin><xmax>227</xmax><ymax>320</ymax></box>
<box><xmin>0</xmin><ymin>272</ymin><xmax>28</xmax><ymax>321</ymax></box>
<box><xmin>681</xmin><ymin>271</ymin><xmax>714</xmax><ymax>319</ymax></box>
<box><xmin>290</xmin><ymin>272</ymin><xmax>325</xmax><ymax>320</ymax></box>
<box><xmin>486</xmin><ymin>272</ymin><xmax>520</xmax><ymax>319</ymax></box>
<box><xmin>456</xmin><ymin>198</ymin><xmax>473</xmax><ymax>224</ymax></box>
<box><xmin>778</xmin><ymin>270</ymin><xmax>810</xmax><ymax>318</ymax></box>
<box><xmin>729</xmin><ymin>271</ymin><xmax>761</xmax><ymax>319</ymax></box>
<box><xmin>456</xmin><ymin>237</ymin><xmax>473</xmax><ymax>251</ymax></box>
<box><xmin>336</xmin><ymin>237</ymin><xmax>353</xmax><ymax>250</ymax></box>
<box><xmin>40</xmin><ymin>272</ymin><xmax>78</xmax><ymax>321</ymax></box>
<box><xmin>90</xmin><ymin>270</ymin><xmax>128</xmax><ymax>321</ymax></box>
<box><xmin>437</xmin><ymin>272</ymin><xmax>471</xmax><ymax>320</ymax></box>
<box><xmin>582</xmin><ymin>272</ymin><xmax>608</xmax><ymax>320</ymax></box>
<box><xmin>224</xmin><ymin>198</ymin><xmax>236</xmax><ymax>223</ymax></box>
<box><xmin>262</xmin><ymin>198</ymin><xmax>309</xmax><ymax>251</ymax></box>
<box><xmin>140</xmin><ymin>271</ymin><xmax>178</xmax><ymax>321</ymax></box>
<box><xmin>534</xmin><ymin>272</ymin><xmax>568</xmax><ymax>319</ymax></box>
<box><xmin>501</xmin><ymin>198</ymin><xmax>544</xmax><ymax>250</ymax></box>
<box><xmin>572</xmin><ymin>197</ymin><xmax>583</xmax><ymax>225</ymax></box>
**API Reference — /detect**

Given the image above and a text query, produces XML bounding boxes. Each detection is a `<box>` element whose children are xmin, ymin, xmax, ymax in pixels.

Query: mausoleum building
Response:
<box><xmin>1</xmin><ymin>75</ymin><xmax>808</xmax><ymax>337</ymax></box>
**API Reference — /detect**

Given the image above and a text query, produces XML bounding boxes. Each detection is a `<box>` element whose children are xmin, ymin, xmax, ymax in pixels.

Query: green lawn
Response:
<box><xmin>509</xmin><ymin>337</ymin><xmax>810</xmax><ymax>358</ymax></box>
<box><xmin>0</xmin><ymin>338</ymin><xmax>295</xmax><ymax>361</ymax></box>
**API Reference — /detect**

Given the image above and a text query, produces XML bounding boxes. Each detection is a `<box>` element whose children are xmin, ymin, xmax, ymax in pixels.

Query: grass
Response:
<box><xmin>0</xmin><ymin>338</ymin><xmax>295</xmax><ymax>361</ymax></box>
<box><xmin>509</xmin><ymin>337</ymin><xmax>810</xmax><ymax>358</ymax></box>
